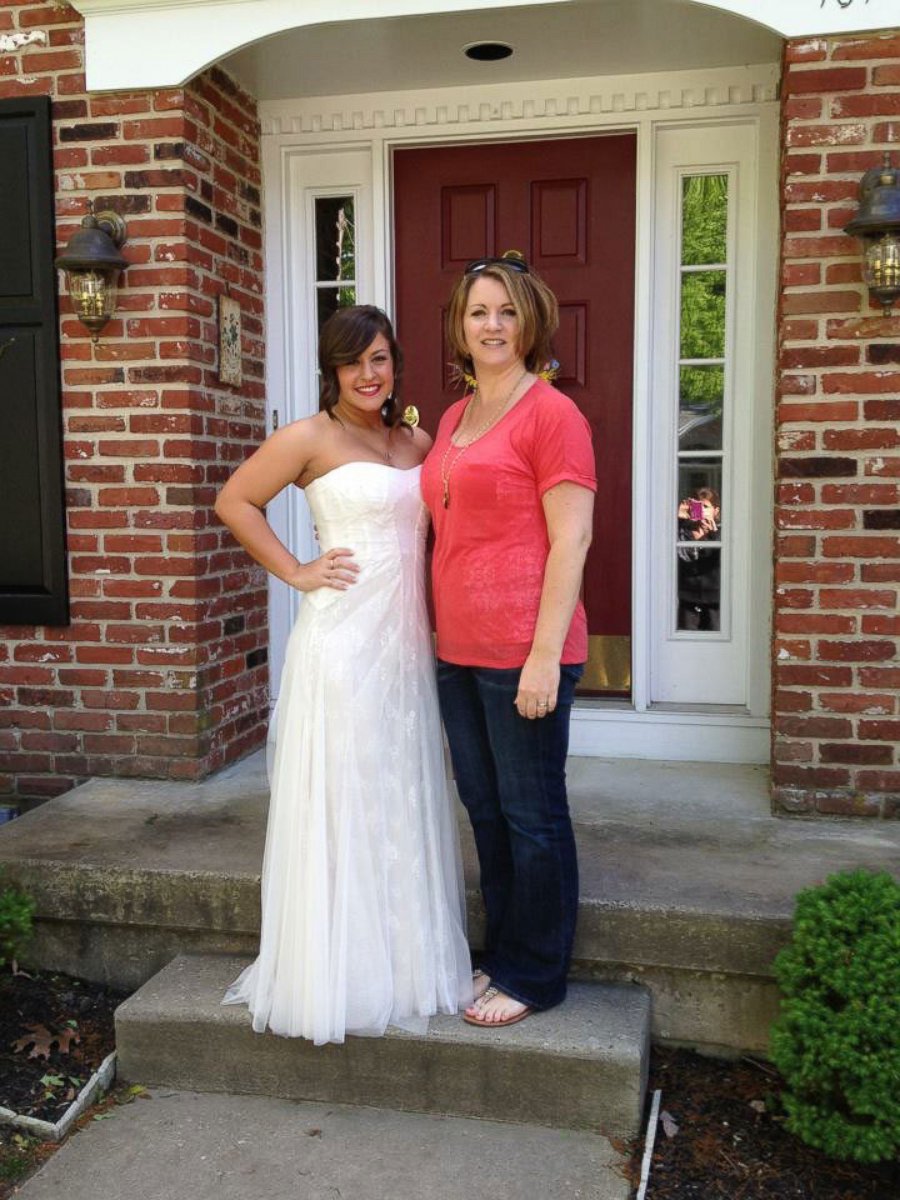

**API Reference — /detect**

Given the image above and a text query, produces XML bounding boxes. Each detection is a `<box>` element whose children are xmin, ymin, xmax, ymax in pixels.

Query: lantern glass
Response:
<box><xmin>863</xmin><ymin>232</ymin><xmax>900</xmax><ymax>312</ymax></box>
<box><xmin>67</xmin><ymin>268</ymin><xmax>118</xmax><ymax>335</ymax></box>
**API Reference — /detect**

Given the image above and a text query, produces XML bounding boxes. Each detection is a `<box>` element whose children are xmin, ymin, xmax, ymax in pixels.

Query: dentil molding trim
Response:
<box><xmin>260</xmin><ymin>64</ymin><xmax>780</xmax><ymax>138</ymax></box>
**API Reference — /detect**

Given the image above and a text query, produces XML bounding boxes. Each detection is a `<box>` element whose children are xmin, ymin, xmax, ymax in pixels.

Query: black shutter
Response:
<box><xmin>0</xmin><ymin>95</ymin><xmax>68</xmax><ymax>626</ymax></box>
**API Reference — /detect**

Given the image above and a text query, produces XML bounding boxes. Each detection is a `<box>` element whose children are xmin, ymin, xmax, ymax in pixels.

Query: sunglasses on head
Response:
<box><xmin>464</xmin><ymin>254</ymin><xmax>530</xmax><ymax>276</ymax></box>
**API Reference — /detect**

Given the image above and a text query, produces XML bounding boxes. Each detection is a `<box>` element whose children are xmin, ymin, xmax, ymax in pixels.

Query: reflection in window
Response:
<box><xmin>676</xmin><ymin>174</ymin><xmax>728</xmax><ymax>633</ymax></box>
<box><xmin>315</xmin><ymin>196</ymin><xmax>356</xmax><ymax>332</ymax></box>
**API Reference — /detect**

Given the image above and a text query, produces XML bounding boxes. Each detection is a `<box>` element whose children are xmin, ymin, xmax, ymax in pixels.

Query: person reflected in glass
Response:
<box><xmin>215</xmin><ymin>305</ymin><xmax>472</xmax><ymax>1043</ymax></box>
<box><xmin>421</xmin><ymin>251</ymin><xmax>596</xmax><ymax>1029</ymax></box>
<box><xmin>677</xmin><ymin>487</ymin><xmax>721</xmax><ymax>632</ymax></box>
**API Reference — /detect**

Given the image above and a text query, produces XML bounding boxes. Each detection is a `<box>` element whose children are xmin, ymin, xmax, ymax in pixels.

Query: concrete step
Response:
<box><xmin>115</xmin><ymin>954</ymin><xmax>651</xmax><ymax>1140</ymax></box>
<box><xmin>5</xmin><ymin>753</ymin><xmax>900</xmax><ymax>1053</ymax></box>
<box><xmin>12</xmin><ymin>1089</ymin><xmax>632</xmax><ymax>1200</ymax></box>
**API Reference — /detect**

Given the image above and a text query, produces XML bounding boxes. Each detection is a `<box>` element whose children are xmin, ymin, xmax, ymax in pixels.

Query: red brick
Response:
<box><xmin>786</xmin><ymin>123</ymin><xmax>866</xmax><ymax>148</ymax></box>
<box><xmin>818</xmin><ymin>640</ymin><xmax>896</xmax><ymax>662</ymax></box>
<box><xmin>81</xmin><ymin>690</ymin><xmax>141</xmax><ymax>711</ymax></box>
<box><xmin>783</xmin><ymin>262</ymin><xmax>821</xmax><ymax>286</ymax></box>
<box><xmin>775</xmin><ymin>665</ymin><xmax>853</xmax><ymax>688</ymax></box>
<box><xmin>818</xmin><ymin>692</ymin><xmax>894</xmax><ymax>714</ymax></box>
<box><xmin>777</xmin><ymin>508</ymin><xmax>856</xmax><ymax>530</ymax></box>
<box><xmin>778</xmin><ymin>402</ymin><xmax>858</xmax><ymax>423</ymax></box>
<box><xmin>815</xmin><ymin>793</ymin><xmax>882</xmax><ymax>817</ymax></box>
<box><xmin>117</xmin><ymin>714</ymin><xmax>167</xmax><ymax>734</ymax></box>
<box><xmin>12</xmin><ymin>644</ymin><xmax>73</xmax><ymax>663</ymax></box>
<box><xmin>74</xmin><ymin>645</ymin><xmax>134</xmax><ymax>665</ymax></box>
<box><xmin>864</xmin><ymin>399</ymin><xmax>900</xmax><ymax>420</ymax></box>
<box><xmin>862</xmin><ymin>564</ymin><xmax>900</xmax><ymax>582</ymax></box>
<box><xmin>856</xmin><ymin>770</ymin><xmax>900</xmax><ymax>792</ymax></box>
<box><xmin>822</xmin><ymin>536</ymin><xmax>900</xmax><ymax>557</ymax></box>
<box><xmin>782</xmin><ymin>290</ymin><xmax>861</xmax><ymax>314</ymax></box>
<box><xmin>98</xmin><ymin>487</ymin><xmax>160</xmax><ymax>507</ymax></box>
<box><xmin>865</xmin><ymin>458</ymin><xmax>900</xmax><ymax>478</ymax></box>
<box><xmin>779</xmin><ymin>375</ymin><xmax>816</xmax><ymax>396</ymax></box>
<box><xmin>859</xmin><ymin>720</ymin><xmax>900</xmax><ymax>741</ymax></box>
<box><xmin>784</xmin><ymin>97</ymin><xmax>823</xmax><ymax>120</ymax></box>
<box><xmin>773</xmin><ymin>765</ymin><xmax>851</xmax><ymax>788</ymax></box>
<box><xmin>823</xmin><ymin>372</ymin><xmax>900</xmax><ymax>395</ymax></box>
<box><xmin>826</xmin><ymin>316</ymin><xmax>900</xmax><ymax>339</ymax></box>
<box><xmin>773</xmin><ymin>689</ymin><xmax>813</xmax><ymax>713</ymax></box>
<box><xmin>819</xmin><ymin>588</ymin><xmax>896</xmax><ymax>609</ymax></box>
<box><xmin>784</xmin><ymin>207</ymin><xmax>823</xmax><ymax>232</ymax></box>
<box><xmin>123</xmin><ymin>118</ymin><xmax>185</xmax><ymax>140</ymax></box>
<box><xmin>97</xmin><ymin>439</ymin><xmax>161</xmax><ymax>458</ymax></box>
<box><xmin>825</xmin><ymin>262</ymin><xmax>863</xmax><ymax>284</ymax></box>
<box><xmin>821</xmin><ymin>743</ymin><xmax>894</xmax><ymax>765</ymax></box>
<box><xmin>822</xmin><ymin>483</ymin><xmax>898</xmax><ymax>504</ymax></box>
<box><xmin>832</xmin><ymin>94</ymin><xmax>900</xmax><ymax>118</ymax></box>
<box><xmin>863</xmin><ymin>615</ymin><xmax>900</xmax><ymax>635</ymax></box>
<box><xmin>57</xmin><ymin>669</ymin><xmax>109</xmax><ymax>686</ymax></box>
<box><xmin>787</xmin><ymin>67</ymin><xmax>868</xmax><ymax>94</ymax></box>
<box><xmin>833</xmin><ymin>34</ymin><xmax>900</xmax><ymax>60</ymax></box>
<box><xmin>785</xmin><ymin>40</ymin><xmax>828</xmax><ymax>65</ymax></box>
<box><xmin>873</xmin><ymin>66</ymin><xmax>900</xmax><ymax>87</ymax></box>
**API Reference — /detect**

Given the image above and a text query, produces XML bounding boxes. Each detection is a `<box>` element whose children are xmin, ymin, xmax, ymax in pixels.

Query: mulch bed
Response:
<box><xmin>0</xmin><ymin>970</ymin><xmax>124</xmax><ymax>1123</ymax></box>
<box><xmin>0</xmin><ymin>969</ymin><xmax>126</xmax><ymax>1198</ymax></box>
<box><xmin>633</xmin><ymin>1046</ymin><xmax>900</xmax><ymax>1199</ymax></box>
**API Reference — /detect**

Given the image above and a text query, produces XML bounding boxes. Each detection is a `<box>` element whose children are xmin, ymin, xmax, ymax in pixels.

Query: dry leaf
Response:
<box><xmin>13</xmin><ymin>1024</ymin><xmax>80</xmax><ymax>1059</ymax></box>
<box><xmin>660</xmin><ymin>1109</ymin><xmax>680</xmax><ymax>1139</ymax></box>
<box><xmin>749</xmin><ymin>1099</ymin><xmax>766</xmax><ymax>1114</ymax></box>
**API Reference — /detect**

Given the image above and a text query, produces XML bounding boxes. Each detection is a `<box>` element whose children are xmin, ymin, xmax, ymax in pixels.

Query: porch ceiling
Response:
<box><xmin>223</xmin><ymin>0</ymin><xmax>782</xmax><ymax>102</ymax></box>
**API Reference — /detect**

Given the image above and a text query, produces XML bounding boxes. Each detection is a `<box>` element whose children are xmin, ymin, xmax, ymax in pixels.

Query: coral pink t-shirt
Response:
<box><xmin>421</xmin><ymin>378</ymin><xmax>596</xmax><ymax>668</ymax></box>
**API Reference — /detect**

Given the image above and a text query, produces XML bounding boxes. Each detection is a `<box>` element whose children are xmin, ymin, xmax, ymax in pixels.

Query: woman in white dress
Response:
<box><xmin>216</xmin><ymin>305</ymin><xmax>472</xmax><ymax>1044</ymax></box>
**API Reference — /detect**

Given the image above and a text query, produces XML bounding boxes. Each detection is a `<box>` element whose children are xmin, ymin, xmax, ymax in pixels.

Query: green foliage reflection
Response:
<box><xmin>679</xmin><ymin>175</ymin><xmax>728</xmax><ymax>431</ymax></box>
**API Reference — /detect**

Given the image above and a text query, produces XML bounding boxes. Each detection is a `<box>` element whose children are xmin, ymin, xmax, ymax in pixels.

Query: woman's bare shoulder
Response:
<box><xmin>409</xmin><ymin>424</ymin><xmax>434</xmax><ymax>456</ymax></box>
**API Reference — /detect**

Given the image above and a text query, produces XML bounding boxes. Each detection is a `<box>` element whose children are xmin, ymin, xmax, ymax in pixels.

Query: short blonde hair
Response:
<box><xmin>445</xmin><ymin>258</ymin><xmax>559</xmax><ymax>377</ymax></box>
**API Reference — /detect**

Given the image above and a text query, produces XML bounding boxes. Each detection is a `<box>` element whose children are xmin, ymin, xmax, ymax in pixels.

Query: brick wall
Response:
<box><xmin>775</xmin><ymin>30</ymin><xmax>900</xmax><ymax>818</ymax></box>
<box><xmin>0</xmin><ymin>2</ymin><xmax>268</xmax><ymax>803</ymax></box>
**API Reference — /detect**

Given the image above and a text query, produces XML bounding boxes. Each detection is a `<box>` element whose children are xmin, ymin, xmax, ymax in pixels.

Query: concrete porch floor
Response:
<box><xmin>1</xmin><ymin>751</ymin><xmax>898</xmax><ymax>1053</ymax></box>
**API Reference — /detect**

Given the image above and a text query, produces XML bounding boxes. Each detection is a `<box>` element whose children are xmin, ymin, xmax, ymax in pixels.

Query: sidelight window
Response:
<box><xmin>675</xmin><ymin>174</ymin><xmax>728</xmax><ymax>635</ymax></box>
<box><xmin>314</xmin><ymin>195</ymin><xmax>356</xmax><ymax>331</ymax></box>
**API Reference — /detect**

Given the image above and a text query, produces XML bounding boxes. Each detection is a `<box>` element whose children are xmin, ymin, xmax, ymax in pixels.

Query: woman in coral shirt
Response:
<box><xmin>421</xmin><ymin>252</ymin><xmax>596</xmax><ymax>1028</ymax></box>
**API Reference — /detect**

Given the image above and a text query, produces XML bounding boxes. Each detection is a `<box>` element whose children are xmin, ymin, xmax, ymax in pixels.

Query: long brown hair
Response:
<box><xmin>318</xmin><ymin>305</ymin><xmax>405</xmax><ymax>427</ymax></box>
<box><xmin>445</xmin><ymin>257</ymin><xmax>559</xmax><ymax>378</ymax></box>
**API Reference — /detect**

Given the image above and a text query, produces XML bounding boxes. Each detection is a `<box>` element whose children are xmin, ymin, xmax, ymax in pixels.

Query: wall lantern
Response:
<box><xmin>55</xmin><ymin>207</ymin><xmax>128</xmax><ymax>340</ymax></box>
<box><xmin>844</xmin><ymin>153</ymin><xmax>900</xmax><ymax>316</ymax></box>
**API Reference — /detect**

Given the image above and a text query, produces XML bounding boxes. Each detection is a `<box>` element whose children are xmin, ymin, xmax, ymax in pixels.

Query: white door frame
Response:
<box><xmin>261</xmin><ymin>62</ymin><xmax>779</xmax><ymax>762</ymax></box>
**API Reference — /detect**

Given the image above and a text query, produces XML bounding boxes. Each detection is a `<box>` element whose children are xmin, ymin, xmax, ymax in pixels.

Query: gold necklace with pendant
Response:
<box><xmin>439</xmin><ymin>369</ymin><xmax>528</xmax><ymax>508</ymax></box>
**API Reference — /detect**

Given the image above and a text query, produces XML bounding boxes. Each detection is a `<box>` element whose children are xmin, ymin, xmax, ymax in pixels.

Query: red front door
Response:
<box><xmin>393</xmin><ymin>135</ymin><xmax>636</xmax><ymax>693</ymax></box>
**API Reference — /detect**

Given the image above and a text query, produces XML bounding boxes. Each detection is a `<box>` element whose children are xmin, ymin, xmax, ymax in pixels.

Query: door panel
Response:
<box><xmin>394</xmin><ymin>135</ymin><xmax>636</xmax><ymax>692</ymax></box>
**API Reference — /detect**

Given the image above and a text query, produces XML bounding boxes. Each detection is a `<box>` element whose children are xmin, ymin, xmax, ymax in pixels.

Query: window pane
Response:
<box><xmin>315</xmin><ymin>196</ymin><xmax>355</xmax><ymax>283</ymax></box>
<box><xmin>677</xmin><ymin>460</ymin><xmax>723</xmax><ymax>525</ymax></box>
<box><xmin>681</xmin><ymin>174</ymin><xmax>727</xmax><ymax>266</ymax></box>
<box><xmin>679</xmin><ymin>366</ymin><xmax>724</xmax><ymax>450</ymax></box>
<box><xmin>680</xmin><ymin>270</ymin><xmax>726</xmax><ymax>360</ymax></box>
<box><xmin>676</xmin><ymin>546</ymin><xmax>721</xmax><ymax>631</ymax></box>
<box><xmin>317</xmin><ymin>286</ymin><xmax>356</xmax><ymax>332</ymax></box>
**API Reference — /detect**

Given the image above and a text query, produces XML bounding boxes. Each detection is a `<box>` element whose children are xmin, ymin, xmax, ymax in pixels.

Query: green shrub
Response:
<box><xmin>0</xmin><ymin>869</ymin><xmax>35</xmax><ymax>968</ymax></box>
<box><xmin>770</xmin><ymin>868</ymin><xmax>900</xmax><ymax>1164</ymax></box>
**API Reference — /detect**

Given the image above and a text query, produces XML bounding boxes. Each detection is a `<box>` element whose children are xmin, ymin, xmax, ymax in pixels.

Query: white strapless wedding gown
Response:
<box><xmin>223</xmin><ymin>462</ymin><xmax>472</xmax><ymax>1043</ymax></box>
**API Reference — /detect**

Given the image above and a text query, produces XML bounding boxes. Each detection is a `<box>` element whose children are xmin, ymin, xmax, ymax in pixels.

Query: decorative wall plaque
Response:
<box><xmin>219</xmin><ymin>295</ymin><xmax>242</xmax><ymax>386</ymax></box>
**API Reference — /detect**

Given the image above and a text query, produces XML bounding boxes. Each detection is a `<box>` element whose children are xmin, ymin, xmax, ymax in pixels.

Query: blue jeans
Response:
<box><xmin>437</xmin><ymin>660</ymin><xmax>583</xmax><ymax>1011</ymax></box>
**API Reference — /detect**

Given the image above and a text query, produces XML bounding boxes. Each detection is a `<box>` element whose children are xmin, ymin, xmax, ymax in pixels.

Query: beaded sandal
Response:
<box><xmin>463</xmin><ymin>985</ymin><xmax>534</xmax><ymax>1028</ymax></box>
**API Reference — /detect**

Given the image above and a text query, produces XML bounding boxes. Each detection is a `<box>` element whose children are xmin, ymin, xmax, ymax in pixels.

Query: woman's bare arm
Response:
<box><xmin>214</xmin><ymin>420</ymin><xmax>357</xmax><ymax>592</ymax></box>
<box><xmin>515</xmin><ymin>481</ymin><xmax>594</xmax><ymax>719</ymax></box>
